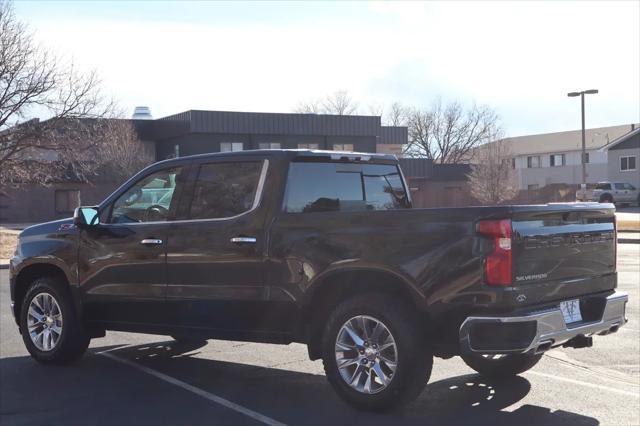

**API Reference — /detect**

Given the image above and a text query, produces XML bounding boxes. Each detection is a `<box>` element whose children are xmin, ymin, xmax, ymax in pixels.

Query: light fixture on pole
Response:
<box><xmin>567</xmin><ymin>89</ymin><xmax>598</xmax><ymax>187</ymax></box>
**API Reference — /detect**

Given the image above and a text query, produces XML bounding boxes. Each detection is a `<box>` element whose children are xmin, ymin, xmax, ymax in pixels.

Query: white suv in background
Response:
<box><xmin>576</xmin><ymin>181</ymin><xmax>640</xmax><ymax>205</ymax></box>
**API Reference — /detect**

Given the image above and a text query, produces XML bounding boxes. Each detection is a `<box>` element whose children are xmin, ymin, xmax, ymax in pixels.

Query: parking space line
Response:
<box><xmin>526</xmin><ymin>371</ymin><xmax>640</xmax><ymax>398</ymax></box>
<box><xmin>99</xmin><ymin>351</ymin><xmax>286</xmax><ymax>426</ymax></box>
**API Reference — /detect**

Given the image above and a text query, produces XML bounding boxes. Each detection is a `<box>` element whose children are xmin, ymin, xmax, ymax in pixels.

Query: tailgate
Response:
<box><xmin>511</xmin><ymin>205</ymin><xmax>616</xmax><ymax>285</ymax></box>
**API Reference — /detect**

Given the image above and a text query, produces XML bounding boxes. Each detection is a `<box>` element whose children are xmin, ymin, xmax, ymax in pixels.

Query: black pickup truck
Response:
<box><xmin>9</xmin><ymin>149</ymin><xmax>627</xmax><ymax>410</ymax></box>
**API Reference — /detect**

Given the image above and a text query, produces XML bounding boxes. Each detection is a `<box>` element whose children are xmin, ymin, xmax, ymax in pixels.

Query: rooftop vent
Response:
<box><xmin>132</xmin><ymin>106</ymin><xmax>153</xmax><ymax>120</ymax></box>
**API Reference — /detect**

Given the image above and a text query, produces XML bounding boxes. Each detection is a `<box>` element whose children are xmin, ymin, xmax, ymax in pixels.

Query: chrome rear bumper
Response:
<box><xmin>459</xmin><ymin>291</ymin><xmax>628</xmax><ymax>355</ymax></box>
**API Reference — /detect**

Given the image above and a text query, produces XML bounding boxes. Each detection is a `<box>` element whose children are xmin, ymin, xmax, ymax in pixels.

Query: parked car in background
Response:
<box><xmin>576</xmin><ymin>181</ymin><xmax>640</xmax><ymax>205</ymax></box>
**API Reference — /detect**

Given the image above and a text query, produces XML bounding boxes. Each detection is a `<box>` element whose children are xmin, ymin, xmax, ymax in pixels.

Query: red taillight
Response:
<box><xmin>477</xmin><ymin>219</ymin><xmax>512</xmax><ymax>286</ymax></box>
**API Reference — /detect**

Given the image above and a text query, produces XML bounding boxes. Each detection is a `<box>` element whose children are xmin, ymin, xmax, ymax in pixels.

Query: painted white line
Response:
<box><xmin>99</xmin><ymin>351</ymin><xmax>286</xmax><ymax>426</ymax></box>
<box><xmin>526</xmin><ymin>370</ymin><xmax>640</xmax><ymax>398</ymax></box>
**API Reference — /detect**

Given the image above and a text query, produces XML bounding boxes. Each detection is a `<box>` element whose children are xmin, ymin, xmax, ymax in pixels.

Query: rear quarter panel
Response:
<box><xmin>268</xmin><ymin>206</ymin><xmax>512</xmax><ymax>314</ymax></box>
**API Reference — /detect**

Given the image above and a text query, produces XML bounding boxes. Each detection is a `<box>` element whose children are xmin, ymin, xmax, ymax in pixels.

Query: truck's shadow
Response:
<box><xmin>0</xmin><ymin>340</ymin><xmax>599</xmax><ymax>426</ymax></box>
<box><xmin>114</xmin><ymin>340</ymin><xmax>599</xmax><ymax>426</ymax></box>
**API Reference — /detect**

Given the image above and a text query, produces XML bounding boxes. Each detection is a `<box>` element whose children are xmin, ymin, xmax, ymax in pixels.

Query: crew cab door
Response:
<box><xmin>79</xmin><ymin>165</ymin><xmax>186</xmax><ymax>324</ymax></box>
<box><xmin>164</xmin><ymin>158</ymin><xmax>277</xmax><ymax>334</ymax></box>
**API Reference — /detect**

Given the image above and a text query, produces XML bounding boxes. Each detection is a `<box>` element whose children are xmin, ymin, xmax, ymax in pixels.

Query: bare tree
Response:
<box><xmin>0</xmin><ymin>0</ymin><xmax>114</xmax><ymax>189</ymax></box>
<box><xmin>294</xmin><ymin>90</ymin><xmax>359</xmax><ymax>115</ymax></box>
<box><xmin>404</xmin><ymin>100</ymin><xmax>501</xmax><ymax>164</ymax></box>
<box><xmin>367</xmin><ymin>102</ymin><xmax>384</xmax><ymax>118</ymax></box>
<box><xmin>384</xmin><ymin>102</ymin><xmax>409</xmax><ymax>126</ymax></box>
<box><xmin>467</xmin><ymin>139</ymin><xmax>518</xmax><ymax>204</ymax></box>
<box><xmin>97</xmin><ymin>120</ymin><xmax>155</xmax><ymax>182</ymax></box>
<box><xmin>294</xmin><ymin>99</ymin><xmax>323</xmax><ymax>114</ymax></box>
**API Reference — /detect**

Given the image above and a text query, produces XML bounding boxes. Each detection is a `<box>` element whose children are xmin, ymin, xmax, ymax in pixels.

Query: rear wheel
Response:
<box><xmin>20</xmin><ymin>277</ymin><xmax>90</xmax><ymax>364</ymax></box>
<box><xmin>462</xmin><ymin>352</ymin><xmax>543</xmax><ymax>378</ymax></box>
<box><xmin>321</xmin><ymin>293</ymin><xmax>432</xmax><ymax>411</ymax></box>
<box><xmin>599</xmin><ymin>193</ymin><xmax>614</xmax><ymax>203</ymax></box>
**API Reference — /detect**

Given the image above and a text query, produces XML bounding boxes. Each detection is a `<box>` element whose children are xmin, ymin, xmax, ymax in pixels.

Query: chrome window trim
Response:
<box><xmin>103</xmin><ymin>159</ymin><xmax>269</xmax><ymax>226</ymax></box>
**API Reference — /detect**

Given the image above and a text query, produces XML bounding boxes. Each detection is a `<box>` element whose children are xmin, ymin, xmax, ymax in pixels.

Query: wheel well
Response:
<box><xmin>304</xmin><ymin>270</ymin><xmax>423</xmax><ymax>360</ymax></box>
<box><xmin>14</xmin><ymin>263</ymin><xmax>68</xmax><ymax>320</ymax></box>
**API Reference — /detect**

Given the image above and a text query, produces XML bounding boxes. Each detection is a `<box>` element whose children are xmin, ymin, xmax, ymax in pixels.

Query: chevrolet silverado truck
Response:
<box><xmin>9</xmin><ymin>149</ymin><xmax>628</xmax><ymax>410</ymax></box>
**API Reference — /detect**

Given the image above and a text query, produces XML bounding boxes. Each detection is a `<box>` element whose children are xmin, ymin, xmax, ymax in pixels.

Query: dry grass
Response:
<box><xmin>618</xmin><ymin>220</ymin><xmax>640</xmax><ymax>231</ymax></box>
<box><xmin>0</xmin><ymin>230</ymin><xmax>18</xmax><ymax>259</ymax></box>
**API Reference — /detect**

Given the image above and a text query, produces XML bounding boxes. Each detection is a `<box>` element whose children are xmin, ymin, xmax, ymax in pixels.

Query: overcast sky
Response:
<box><xmin>14</xmin><ymin>0</ymin><xmax>640</xmax><ymax>137</ymax></box>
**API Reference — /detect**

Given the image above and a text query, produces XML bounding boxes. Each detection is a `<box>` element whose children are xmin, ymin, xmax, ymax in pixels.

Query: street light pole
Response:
<box><xmin>581</xmin><ymin>93</ymin><xmax>586</xmax><ymax>186</ymax></box>
<box><xmin>568</xmin><ymin>89</ymin><xmax>598</xmax><ymax>187</ymax></box>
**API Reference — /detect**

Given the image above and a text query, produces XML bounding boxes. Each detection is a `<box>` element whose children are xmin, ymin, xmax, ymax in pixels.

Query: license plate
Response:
<box><xmin>560</xmin><ymin>299</ymin><xmax>582</xmax><ymax>324</ymax></box>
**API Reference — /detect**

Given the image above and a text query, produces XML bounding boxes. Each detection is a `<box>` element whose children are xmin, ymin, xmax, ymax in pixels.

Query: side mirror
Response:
<box><xmin>74</xmin><ymin>206</ymin><xmax>100</xmax><ymax>228</ymax></box>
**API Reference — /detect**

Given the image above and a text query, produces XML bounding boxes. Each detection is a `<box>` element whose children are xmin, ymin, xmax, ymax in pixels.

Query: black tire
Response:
<box><xmin>599</xmin><ymin>193</ymin><xmax>614</xmax><ymax>203</ymax></box>
<box><xmin>462</xmin><ymin>352</ymin><xmax>543</xmax><ymax>378</ymax></box>
<box><xmin>19</xmin><ymin>276</ymin><xmax>90</xmax><ymax>364</ymax></box>
<box><xmin>321</xmin><ymin>293</ymin><xmax>432</xmax><ymax>411</ymax></box>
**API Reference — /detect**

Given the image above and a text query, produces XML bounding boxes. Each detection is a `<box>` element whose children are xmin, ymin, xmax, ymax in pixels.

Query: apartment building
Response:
<box><xmin>502</xmin><ymin>124</ymin><xmax>638</xmax><ymax>190</ymax></box>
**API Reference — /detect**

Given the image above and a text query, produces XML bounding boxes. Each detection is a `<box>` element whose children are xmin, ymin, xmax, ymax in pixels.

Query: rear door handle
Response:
<box><xmin>140</xmin><ymin>239</ymin><xmax>163</xmax><ymax>246</ymax></box>
<box><xmin>230</xmin><ymin>236</ymin><xmax>257</xmax><ymax>244</ymax></box>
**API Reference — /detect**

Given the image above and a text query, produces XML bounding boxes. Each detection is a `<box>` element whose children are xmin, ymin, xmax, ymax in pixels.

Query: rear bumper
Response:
<box><xmin>459</xmin><ymin>291</ymin><xmax>628</xmax><ymax>354</ymax></box>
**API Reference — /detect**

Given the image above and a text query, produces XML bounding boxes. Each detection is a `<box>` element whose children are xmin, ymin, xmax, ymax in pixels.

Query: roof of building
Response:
<box><xmin>599</xmin><ymin>127</ymin><xmax>640</xmax><ymax>152</ymax></box>
<box><xmin>145</xmin><ymin>109</ymin><xmax>407</xmax><ymax>144</ymax></box>
<box><xmin>498</xmin><ymin>123</ymin><xmax>639</xmax><ymax>156</ymax></box>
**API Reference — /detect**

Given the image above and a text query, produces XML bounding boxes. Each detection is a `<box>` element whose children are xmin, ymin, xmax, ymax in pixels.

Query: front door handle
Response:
<box><xmin>230</xmin><ymin>236</ymin><xmax>257</xmax><ymax>244</ymax></box>
<box><xmin>140</xmin><ymin>238</ymin><xmax>163</xmax><ymax>246</ymax></box>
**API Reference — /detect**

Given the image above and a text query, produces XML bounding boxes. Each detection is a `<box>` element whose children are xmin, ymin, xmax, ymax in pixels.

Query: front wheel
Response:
<box><xmin>461</xmin><ymin>352</ymin><xmax>543</xmax><ymax>378</ymax></box>
<box><xmin>20</xmin><ymin>277</ymin><xmax>90</xmax><ymax>364</ymax></box>
<box><xmin>321</xmin><ymin>294</ymin><xmax>432</xmax><ymax>411</ymax></box>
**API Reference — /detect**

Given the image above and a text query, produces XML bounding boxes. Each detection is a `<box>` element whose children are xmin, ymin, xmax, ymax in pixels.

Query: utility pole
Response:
<box><xmin>568</xmin><ymin>89</ymin><xmax>598</xmax><ymax>187</ymax></box>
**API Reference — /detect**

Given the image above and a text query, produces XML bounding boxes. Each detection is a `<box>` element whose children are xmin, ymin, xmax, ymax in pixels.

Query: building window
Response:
<box><xmin>511</xmin><ymin>158</ymin><xmax>516</xmax><ymax>169</ymax></box>
<box><xmin>527</xmin><ymin>156</ymin><xmax>540</xmax><ymax>168</ymax></box>
<box><xmin>527</xmin><ymin>184</ymin><xmax>539</xmax><ymax>190</ymax></box>
<box><xmin>550</xmin><ymin>154</ymin><xmax>565</xmax><ymax>167</ymax></box>
<box><xmin>620</xmin><ymin>156</ymin><xmax>637</xmax><ymax>171</ymax></box>
<box><xmin>258</xmin><ymin>143</ymin><xmax>281</xmax><ymax>149</ymax></box>
<box><xmin>55</xmin><ymin>190</ymin><xmax>80</xmax><ymax>214</ymax></box>
<box><xmin>220</xmin><ymin>142</ymin><xmax>244</xmax><ymax>152</ymax></box>
<box><xmin>333</xmin><ymin>144</ymin><xmax>354</xmax><ymax>152</ymax></box>
<box><xmin>298</xmin><ymin>143</ymin><xmax>320</xmax><ymax>150</ymax></box>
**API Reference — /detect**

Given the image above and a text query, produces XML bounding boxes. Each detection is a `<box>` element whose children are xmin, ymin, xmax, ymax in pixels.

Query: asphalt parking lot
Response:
<box><xmin>1</xmin><ymin>244</ymin><xmax>639</xmax><ymax>426</ymax></box>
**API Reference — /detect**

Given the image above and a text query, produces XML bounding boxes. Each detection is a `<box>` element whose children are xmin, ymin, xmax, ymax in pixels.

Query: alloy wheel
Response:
<box><xmin>27</xmin><ymin>292</ymin><xmax>63</xmax><ymax>351</ymax></box>
<box><xmin>334</xmin><ymin>315</ymin><xmax>398</xmax><ymax>394</ymax></box>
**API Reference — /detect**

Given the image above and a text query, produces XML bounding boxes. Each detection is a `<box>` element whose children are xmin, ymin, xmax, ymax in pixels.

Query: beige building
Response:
<box><xmin>499</xmin><ymin>124</ymin><xmax>638</xmax><ymax>190</ymax></box>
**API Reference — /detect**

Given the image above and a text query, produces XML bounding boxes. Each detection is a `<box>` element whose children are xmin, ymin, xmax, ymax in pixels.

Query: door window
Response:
<box><xmin>189</xmin><ymin>162</ymin><xmax>263</xmax><ymax>220</ymax></box>
<box><xmin>614</xmin><ymin>183</ymin><xmax>626</xmax><ymax>190</ymax></box>
<box><xmin>110</xmin><ymin>167</ymin><xmax>183</xmax><ymax>223</ymax></box>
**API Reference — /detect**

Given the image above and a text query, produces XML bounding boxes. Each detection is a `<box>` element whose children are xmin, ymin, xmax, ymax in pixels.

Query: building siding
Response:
<box><xmin>607</xmin><ymin>147</ymin><xmax>640</xmax><ymax>187</ymax></box>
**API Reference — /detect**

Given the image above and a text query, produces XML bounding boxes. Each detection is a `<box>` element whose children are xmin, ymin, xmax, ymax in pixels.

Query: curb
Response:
<box><xmin>0</xmin><ymin>263</ymin><xmax>8</xmax><ymax>270</ymax></box>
